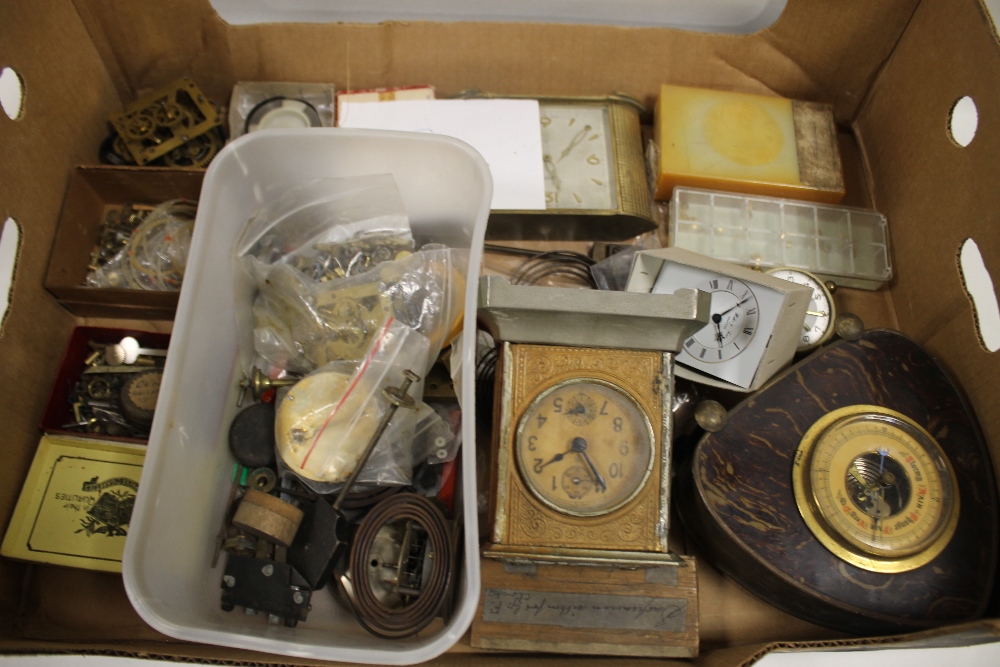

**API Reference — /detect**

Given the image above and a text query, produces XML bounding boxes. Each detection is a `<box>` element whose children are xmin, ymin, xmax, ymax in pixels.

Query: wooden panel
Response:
<box><xmin>471</xmin><ymin>556</ymin><xmax>698</xmax><ymax>657</ymax></box>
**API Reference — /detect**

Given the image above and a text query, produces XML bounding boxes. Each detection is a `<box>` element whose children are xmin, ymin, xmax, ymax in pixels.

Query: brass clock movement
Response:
<box><xmin>676</xmin><ymin>328</ymin><xmax>998</xmax><ymax>635</ymax></box>
<box><xmin>471</xmin><ymin>93</ymin><xmax>656</xmax><ymax>241</ymax></box>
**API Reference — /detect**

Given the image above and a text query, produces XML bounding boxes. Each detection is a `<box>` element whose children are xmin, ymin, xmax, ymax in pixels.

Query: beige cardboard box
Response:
<box><xmin>1</xmin><ymin>0</ymin><xmax>999</xmax><ymax>664</ymax></box>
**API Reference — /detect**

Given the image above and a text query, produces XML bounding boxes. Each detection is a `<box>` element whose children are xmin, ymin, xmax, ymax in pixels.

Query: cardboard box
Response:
<box><xmin>1</xmin><ymin>0</ymin><xmax>999</xmax><ymax>664</ymax></box>
<box><xmin>44</xmin><ymin>166</ymin><xmax>204</xmax><ymax>320</ymax></box>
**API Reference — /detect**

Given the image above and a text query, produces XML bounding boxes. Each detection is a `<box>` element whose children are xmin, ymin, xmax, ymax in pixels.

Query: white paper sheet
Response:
<box><xmin>338</xmin><ymin>99</ymin><xmax>546</xmax><ymax>210</ymax></box>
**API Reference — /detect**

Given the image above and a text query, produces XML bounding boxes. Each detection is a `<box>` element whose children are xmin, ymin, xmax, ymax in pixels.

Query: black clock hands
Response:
<box><xmin>717</xmin><ymin>294</ymin><xmax>755</xmax><ymax>319</ymax></box>
<box><xmin>571</xmin><ymin>437</ymin><xmax>607</xmax><ymax>492</ymax></box>
<box><xmin>537</xmin><ymin>449</ymin><xmax>569</xmax><ymax>471</ymax></box>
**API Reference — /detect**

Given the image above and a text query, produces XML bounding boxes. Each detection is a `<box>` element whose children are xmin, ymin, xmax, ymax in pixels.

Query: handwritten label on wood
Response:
<box><xmin>482</xmin><ymin>588</ymin><xmax>687</xmax><ymax>632</ymax></box>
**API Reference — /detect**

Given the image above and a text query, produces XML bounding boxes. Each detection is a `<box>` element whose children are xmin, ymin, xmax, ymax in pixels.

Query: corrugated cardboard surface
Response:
<box><xmin>1</xmin><ymin>0</ymin><xmax>999</xmax><ymax>664</ymax></box>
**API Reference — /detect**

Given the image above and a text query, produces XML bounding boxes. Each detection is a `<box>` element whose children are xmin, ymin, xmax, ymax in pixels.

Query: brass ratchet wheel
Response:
<box><xmin>347</xmin><ymin>493</ymin><xmax>454</xmax><ymax>639</ymax></box>
<box><xmin>154</xmin><ymin>101</ymin><xmax>187</xmax><ymax>127</ymax></box>
<box><xmin>162</xmin><ymin>130</ymin><xmax>221</xmax><ymax>168</ymax></box>
<box><xmin>122</xmin><ymin>112</ymin><xmax>156</xmax><ymax>140</ymax></box>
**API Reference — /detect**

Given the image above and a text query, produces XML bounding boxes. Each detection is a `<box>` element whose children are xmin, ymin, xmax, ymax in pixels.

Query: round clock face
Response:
<box><xmin>685</xmin><ymin>277</ymin><xmax>759</xmax><ymax>363</ymax></box>
<box><xmin>515</xmin><ymin>379</ymin><xmax>654</xmax><ymax>517</ymax></box>
<box><xmin>767</xmin><ymin>268</ymin><xmax>835</xmax><ymax>351</ymax></box>
<box><xmin>793</xmin><ymin>405</ymin><xmax>960</xmax><ymax>573</ymax></box>
<box><xmin>540</xmin><ymin>103</ymin><xmax>617</xmax><ymax>211</ymax></box>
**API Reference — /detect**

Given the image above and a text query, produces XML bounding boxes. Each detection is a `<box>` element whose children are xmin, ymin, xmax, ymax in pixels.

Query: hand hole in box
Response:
<box><xmin>948</xmin><ymin>96</ymin><xmax>977</xmax><ymax>148</ymax></box>
<box><xmin>959</xmin><ymin>238</ymin><xmax>1000</xmax><ymax>352</ymax></box>
<box><xmin>0</xmin><ymin>217</ymin><xmax>21</xmax><ymax>334</ymax></box>
<box><xmin>0</xmin><ymin>67</ymin><xmax>24</xmax><ymax>120</ymax></box>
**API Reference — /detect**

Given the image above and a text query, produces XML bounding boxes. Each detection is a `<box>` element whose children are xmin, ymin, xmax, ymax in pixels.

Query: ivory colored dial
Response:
<box><xmin>515</xmin><ymin>379</ymin><xmax>653</xmax><ymax>516</ymax></box>
<box><xmin>767</xmin><ymin>268</ymin><xmax>834</xmax><ymax>351</ymax></box>
<box><xmin>793</xmin><ymin>405</ymin><xmax>960</xmax><ymax>573</ymax></box>
<box><xmin>540</xmin><ymin>103</ymin><xmax>617</xmax><ymax>210</ymax></box>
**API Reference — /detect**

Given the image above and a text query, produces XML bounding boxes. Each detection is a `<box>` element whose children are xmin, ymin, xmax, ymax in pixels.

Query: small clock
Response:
<box><xmin>626</xmin><ymin>248</ymin><xmax>812</xmax><ymax>391</ymax></box>
<box><xmin>480</xmin><ymin>94</ymin><xmax>655</xmax><ymax>241</ymax></box>
<box><xmin>477</xmin><ymin>276</ymin><xmax>709</xmax><ymax>562</ymax></box>
<box><xmin>766</xmin><ymin>267</ymin><xmax>836</xmax><ymax>352</ymax></box>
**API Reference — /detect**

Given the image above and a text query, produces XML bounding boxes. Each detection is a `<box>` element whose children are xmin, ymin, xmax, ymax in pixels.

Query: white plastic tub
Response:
<box><xmin>122</xmin><ymin>129</ymin><xmax>492</xmax><ymax>664</ymax></box>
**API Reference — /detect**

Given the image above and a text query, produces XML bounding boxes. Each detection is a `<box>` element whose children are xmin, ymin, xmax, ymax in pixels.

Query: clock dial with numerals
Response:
<box><xmin>685</xmin><ymin>276</ymin><xmax>759</xmax><ymax>363</ymax></box>
<box><xmin>793</xmin><ymin>405</ymin><xmax>959</xmax><ymax>572</ymax></box>
<box><xmin>515</xmin><ymin>379</ymin><xmax>653</xmax><ymax>517</ymax></box>
<box><xmin>634</xmin><ymin>248</ymin><xmax>812</xmax><ymax>391</ymax></box>
<box><xmin>540</xmin><ymin>103</ymin><xmax>617</xmax><ymax>211</ymax></box>
<box><xmin>767</xmin><ymin>268</ymin><xmax>835</xmax><ymax>351</ymax></box>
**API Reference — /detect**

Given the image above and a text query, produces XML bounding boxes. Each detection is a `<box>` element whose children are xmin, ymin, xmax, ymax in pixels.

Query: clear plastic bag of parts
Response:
<box><xmin>235</xmin><ymin>174</ymin><xmax>414</xmax><ymax>285</ymax></box>
<box><xmin>273</xmin><ymin>319</ymin><xmax>455</xmax><ymax>488</ymax></box>
<box><xmin>251</xmin><ymin>244</ymin><xmax>467</xmax><ymax>375</ymax></box>
<box><xmin>86</xmin><ymin>199</ymin><xmax>197</xmax><ymax>290</ymax></box>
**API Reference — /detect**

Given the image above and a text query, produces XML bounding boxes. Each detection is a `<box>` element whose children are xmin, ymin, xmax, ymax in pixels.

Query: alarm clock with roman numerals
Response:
<box><xmin>626</xmin><ymin>248</ymin><xmax>812</xmax><ymax>392</ymax></box>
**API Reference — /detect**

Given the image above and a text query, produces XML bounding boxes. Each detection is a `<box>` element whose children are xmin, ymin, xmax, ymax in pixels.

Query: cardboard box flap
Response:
<box><xmin>71</xmin><ymin>0</ymin><xmax>918</xmax><ymax>122</ymax></box>
<box><xmin>854</xmin><ymin>0</ymin><xmax>1000</xmax><ymax>485</ymax></box>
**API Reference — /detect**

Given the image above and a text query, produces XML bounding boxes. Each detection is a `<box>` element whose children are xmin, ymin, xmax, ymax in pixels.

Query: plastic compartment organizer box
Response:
<box><xmin>122</xmin><ymin>129</ymin><xmax>493</xmax><ymax>664</ymax></box>
<box><xmin>670</xmin><ymin>187</ymin><xmax>892</xmax><ymax>290</ymax></box>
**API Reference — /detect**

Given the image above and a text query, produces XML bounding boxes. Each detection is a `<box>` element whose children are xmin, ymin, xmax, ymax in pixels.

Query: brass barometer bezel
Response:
<box><xmin>792</xmin><ymin>404</ymin><xmax>960</xmax><ymax>573</ymax></box>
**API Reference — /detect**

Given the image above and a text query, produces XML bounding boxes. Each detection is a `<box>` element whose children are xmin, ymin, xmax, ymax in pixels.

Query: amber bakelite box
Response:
<box><xmin>3</xmin><ymin>0</ymin><xmax>1000</xmax><ymax>665</ymax></box>
<box><xmin>44</xmin><ymin>166</ymin><xmax>204</xmax><ymax>320</ymax></box>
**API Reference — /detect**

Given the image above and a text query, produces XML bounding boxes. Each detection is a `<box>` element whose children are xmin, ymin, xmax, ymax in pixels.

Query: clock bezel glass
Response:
<box><xmin>792</xmin><ymin>404</ymin><xmax>960</xmax><ymax>573</ymax></box>
<box><xmin>514</xmin><ymin>377</ymin><xmax>655</xmax><ymax>518</ymax></box>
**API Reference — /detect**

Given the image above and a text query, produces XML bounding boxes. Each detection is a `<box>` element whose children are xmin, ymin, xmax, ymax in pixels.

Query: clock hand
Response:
<box><xmin>570</xmin><ymin>437</ymin><xmax>607</xmax><ymax>492</ymax></box>
<box><xmin>717</xmin><ymin>295</ymin><xmax>755</xmax><ymax>319</ymax></box>
<box><xmin>806</xmin><ymin>310</ymin><xmax>829</xmax><ymax>318</ymax></box>
<box><xmin>712</xmin><ymin>315</ymin><xmax>724</xmax><ymax>347</ymax></box>
<box><xmin>878</xmin><ymin>446</ymin><xmax>889</xmax><ymax>474</ymax></box>
<box><xmin>538</xmin><ymin>449</ymin><xmax>571</xmax><ymax>471</ymax></box>
<box><xmin>543</xmin><ymin>155</ymin><xmax>562</xmax><ymax>190</ymax></box>
<box><xmin>567</xmin><ymin>403</ymin><xmax>587</xmax><ymax>416</ymax></box>
<box><xmin>558</xmin><ymin>124</ymin><xmax>592</xmax><ymax>162</ymax></box>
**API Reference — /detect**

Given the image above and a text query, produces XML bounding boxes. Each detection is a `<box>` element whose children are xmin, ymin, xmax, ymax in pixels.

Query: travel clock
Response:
<box><xmin>469</xmin><ymin>93</ymin><xmax>656</xmax><ymax>240</ymax></box>
<box><xmin>626</xmin><ymin>248</ymin><xmax>812</xmax><ymax>391</ymax></box>
<box><xmin>477</xmin><ymin>276</ymin><xmax>709</xmax><ymax>562</ymax></box>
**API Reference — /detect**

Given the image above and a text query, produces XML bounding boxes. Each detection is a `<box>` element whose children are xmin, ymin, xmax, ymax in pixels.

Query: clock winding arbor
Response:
<box><xmin>471</xmin><ymin>277</ymin><xmax>709</xmax><ymax>657</ymax></box>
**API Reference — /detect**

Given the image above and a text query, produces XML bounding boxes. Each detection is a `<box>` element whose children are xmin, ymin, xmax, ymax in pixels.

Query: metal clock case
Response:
<box><xmin>626</xmin><ymin>247</ymin><xmax>813</xmax><ymax>391</ymax></box>
<box><xmin>478</xmin><ymin>276</ymin><xmax>710</xmax><ymax>564</ymax></box>
<box><xmin>483</xmin><ymin>94</ymin><xmax>656</xmax><ymax>241</ymax></box>
<box><xmin>675</xmin><ymin>329</ymin><xmax>998</xmax><ymax>635</ymax></box>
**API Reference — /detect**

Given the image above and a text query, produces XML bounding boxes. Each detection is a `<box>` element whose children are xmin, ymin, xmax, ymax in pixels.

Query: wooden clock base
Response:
<box><xmin>470</xmin><ymin>556</ymin><xmax>699</xmax><ymax>657</ymax></box>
